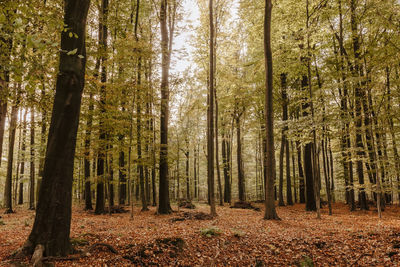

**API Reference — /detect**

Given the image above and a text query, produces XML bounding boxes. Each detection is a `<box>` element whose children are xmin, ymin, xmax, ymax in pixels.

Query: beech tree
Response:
<box><xmin>17</xmin><ymin>0</ymin><xmax>90</xmax><ymax>259</ymax></box>
<box><xmin>263</xmin><ymin>0</ymin><xmax>278</xmax><ymax>220</ymax></box>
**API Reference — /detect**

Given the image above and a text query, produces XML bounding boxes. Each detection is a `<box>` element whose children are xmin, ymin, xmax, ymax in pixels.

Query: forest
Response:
<box><xmin>1</xmin><ymin>0</ymin><xmax>400</xmax><ymax>266</ymax></box>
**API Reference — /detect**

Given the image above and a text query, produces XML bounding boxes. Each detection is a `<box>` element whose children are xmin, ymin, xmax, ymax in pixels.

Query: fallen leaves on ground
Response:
<box><xmin>1</xmin><ymin>202</ymin><xmax>400</xmax><ymax>266</ymax></box>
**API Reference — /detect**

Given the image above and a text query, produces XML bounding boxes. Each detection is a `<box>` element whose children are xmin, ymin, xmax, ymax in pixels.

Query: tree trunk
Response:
<box><xmin>278</xmin><ymin>131</ymin><xmax>285</xmax><ymax>206</ymax></box>
<box><xmin>29</xmin><ymin>109</ymin><xmax>35</xmax><ymax>210</ymax></box>
<box><xmin>296</xmin><ymin>141</ymin><xmax>305</xmax><ymax>203</ymax></box>
<box><xmin>302</xmin><ymin>73</ymin><xmax>315</xmax><ymax>211</ymax></box>
<box><xmin>291</xmin><ymin>141</ymin><xmax>297</xmax><ymax>203</ymax></box>
<box><xmin>185</xmin><ymin>143</ymin><xmax>190</xmax><ymax>200</ymax></box>
<box><xmin>0</xmin><ymin>2</ymin><xmax>13</xmax><ymax>173</ymax></box>
<box><xmin>215</xmin><ymin>88</ymin><xmax>223</xmax><ymax>206</ymax></box>
<box><xmin>207</xmin><ymin>0</ymin><xmax>216</xmax><ymax>216</ymax></box>
<box><xmin>263</xmin><ymin>0</ymin><xmax>278</xmax><ymax>220</ymax></box>
<box><xmin>18</xmin><ymin>111</ymin><xmax>28</xmax><ymax>205</ymax></box>
<box><xmin>4</xmin><ymin>104</ymin><xmax>18</xmax><ymax>213</ymax></box>
<box><xmin>158</xmin><ymin>0</ymin><xmax>171</xmax><ymax>214</ymax></box>
<box><xmin>222</xmin><ymin>131</ymin><xmax>231</xmax><ymax>203</ymax></box>
<box><xmin>350</xmin><ymin>0</ymin><xmax>368</xmax><ymax>210</ymax></box>
<box><xmin>84</xmin><ymin>82</ymin><xmax>96</xmax><ymax>211</ymax></box>
<box><xmin>236</xmin><ymin>115</ymin><xmax>245</xmax><ymax>202</ymax></box>
<box><xmin>20</xmin><ymin>0</ymin><xmax>90</xmax><ymax>257</ymax></box>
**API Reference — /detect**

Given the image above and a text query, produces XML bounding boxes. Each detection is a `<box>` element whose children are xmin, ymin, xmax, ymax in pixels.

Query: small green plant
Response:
<box><xmin>297</xmin><ymin>255</ymin><xmax>314</xmax><ymax>267</ymax></box>
<box><xmin>24</xmin><ymin>220</ymin><xmax>30</xmax><ymax>227</ymax></box>
<box><xmin>231</xmin><ymin>228</ymin><xmax>245</xmax><ymax>238</ymax></box>
<box><xmin>200</xmin><ymin>226</ymin><xmax>222</xmax><ymax>237</ymax></box>
<box><xmin>0</xmin><ymin>220</ymin><xmax>5</xmax><ymax>226</ymax></box>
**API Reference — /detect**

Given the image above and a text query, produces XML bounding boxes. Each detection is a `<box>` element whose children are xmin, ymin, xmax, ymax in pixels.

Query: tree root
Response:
<box><xmin>31</xmin><ymin>245</ymin><xmax>45</xmax><ymax>267</ymax></box>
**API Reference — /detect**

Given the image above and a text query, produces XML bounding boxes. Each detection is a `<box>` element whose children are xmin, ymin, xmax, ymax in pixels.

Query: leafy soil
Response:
<box><xmin>1</xmin><ymin>203</ymin><xmax>400</xmax><ymax>266</ymax></box>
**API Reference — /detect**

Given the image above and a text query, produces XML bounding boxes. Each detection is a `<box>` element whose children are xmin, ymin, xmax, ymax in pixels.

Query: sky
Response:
<box><xmin>171</xmin><ymin>0</ymin><xmax>239</xmax><ymax>74</ymax></box>
<box><xmin>171</xmin><ymin>0</ymin><xmax>201</xmax><ymax>74</ymax></box>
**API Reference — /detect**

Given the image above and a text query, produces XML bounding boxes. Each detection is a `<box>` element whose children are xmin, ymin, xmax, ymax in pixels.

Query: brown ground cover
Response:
<box><xmin>1</xmin><ymin>203</ymin><xmax>400</xmax><ymax>266</ymax></box>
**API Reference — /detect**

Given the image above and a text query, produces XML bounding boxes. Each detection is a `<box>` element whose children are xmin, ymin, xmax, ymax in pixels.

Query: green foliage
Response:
<box><xmin>200</xmin><ymin>226</ymin><xmax>222</xmax><ymax>237</ymax></box>
<box><xmin>297</xmin><ymin>255</ymin><xmax>314</xmax><ymax>267</ymax></box>
<box><xmin>231</xmin><ymin>228</ymin><xmax>245</xmax><ymax>238</ymax></box>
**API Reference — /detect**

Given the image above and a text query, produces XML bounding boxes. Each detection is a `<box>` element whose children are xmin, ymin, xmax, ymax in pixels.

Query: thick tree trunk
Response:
<box><xmin>158</xmin><ymin>0</ymin><xmax>171</xmax><ymax>214</ymax></box>
<box><xmin>263</xmin><ymin>0</ymin><xmax>278</xmax><ymax>220</ymax></box>
<box><xmin>350</xmin><ymin>0</ymin><xmax>368</xmax><ymax>210</ymax></box>
<box><xmin>20</xmin><ymin>0</ymin><xmax>90</xmax><ymax>257</ymax></box>
<box><xmin>0</xmin><ymin>2</ymin><xmax>13</xmax><ymax>172</ymax></box>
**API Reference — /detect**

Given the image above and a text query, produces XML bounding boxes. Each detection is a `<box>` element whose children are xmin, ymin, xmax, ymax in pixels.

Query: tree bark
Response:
<box><xmin>235</xmin><ymin>113</ymin><xmax>245</xmax><ymax>202</ymax></box>
<box><xmin>158</xmin><ymin>0</ymin><xmax>171</xmax><ymax>214</ymax></box>
<box><xmin>18</xmin><ymin>111</ymin><xmax>28</xmax><ymax>205</ymax></box>
<box><xmin>29</xmin><ymin>109</ymin><xmax>35</xmax><ymax>210</ymax></box>
<box><xmin>20</xmin><ymin>0</ymin><xmax>90</xmax><ymax>257</ymax></box>
<box><xmin>263</xmin><ymin>0</ymin><xmax>278</xmax><ymax>220</ymax></box>
<box><xmin>207</xmin><ymin>0</ymin><xmax>216</xmax><ymax>216</ymax></box>
<box><xmin>95</xmin><ymin>0</ymin><xmax>109</xmax><ymax>215</ymax></box>
<box><xmin>4</xmin><ymin>103</ymin><xmax>18</xmax><ymax>213</ymax></box>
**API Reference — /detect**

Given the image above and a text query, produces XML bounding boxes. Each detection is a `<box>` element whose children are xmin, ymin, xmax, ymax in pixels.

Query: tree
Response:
<box><xmin>158</xmin><ymin>0</ymin><xmax>172</xmax><ymax>214</ymax></box>
<box><xmin>95</xmin><ymin>0</ymin><xmax>109</xmax><ymax>215</ymax></box>
<box><xmin>207</xmin><ymin>0</ymin><xmax>217</xmax><ymax>216</ymax></box>
<box><xmin>263</xmin><ymin>0</ymin><xmax>278</xmax><ymax>220</ymax></box>
<box><xmin>17</xmin><ymin>0</ymin><xmax>90</xmax><ymax>258</ymax></box>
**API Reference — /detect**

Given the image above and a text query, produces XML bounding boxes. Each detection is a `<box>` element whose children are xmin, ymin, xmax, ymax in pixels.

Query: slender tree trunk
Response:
<box><xmin>263</xmin><ymin>0</ymin><xmax>278</xmax><ymax>220</ymax></box>
<box><xmin>158</xmin><ymin>0</ymin><xmax>171</xmax><ymax>214</ymax></box>
<box><xmin>236</xmin><ymin>115</ymin><xmax>245</xmax><ymax>202</ymax></box>
<box><xmin>4</xmin><ymin>104</ymin><xmax>18</xmax><ymax>213</ymax></box>
<box><xmin>18</xmin><ymin>111</ymin><xmax>28</xmax><ymax>205</ymax></box>
<box><xmin>278</xmin><ymin>133</ymin><xmax>285</xmax><ymax>206</ymax></box>
<box><xmin>215</xmin><ymin>89</ymin><xmax>223</xmax><ymax>206</ymax></box>
<box><xmin>222</xmin><ymin>131</ymin><xmax>231</xmax><ymax>203</ymax></box>
<box><xmin>291</xmin><ymin>141</ymin><xmax>297</xmax><ymax>203</ymax></box>
<box><xmin>207</xmin><ymin>0</ymin><xmax>216</xmax><ymax>216</ymax></box>
<box><xmin>20</xmin><ymin>0</ymin><xmax>90</xmax><ymax>257</ymax></box>
<box><xmin>29</xmin><ymin>109</ymin><xmax>35</xmax><ymax>210</ymax></box>
<box><xmin>281</xmin><ymin>73</ymin><xmax>292</xmax><ymax>205</ymax></box>
<box><xmin>84</xmin><ymin>71</ymin><xmax>96</xmax><ymax>210</ymax></box>
<box><xmin>185</xmin><ymin>142</ymin><xmax>190</xmax><ymax>200</ymax></box>
<box><xmin>95</xmin><ymin>0</ymin><xmax>109</xmax><ymax>215</ymax></box>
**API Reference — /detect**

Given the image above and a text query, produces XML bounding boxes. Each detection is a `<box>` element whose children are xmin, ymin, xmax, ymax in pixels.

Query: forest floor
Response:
<box><xmin>1</xmin><ymin>202</ymin><xmax>400</xmax><ymax>266</ymax></box>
